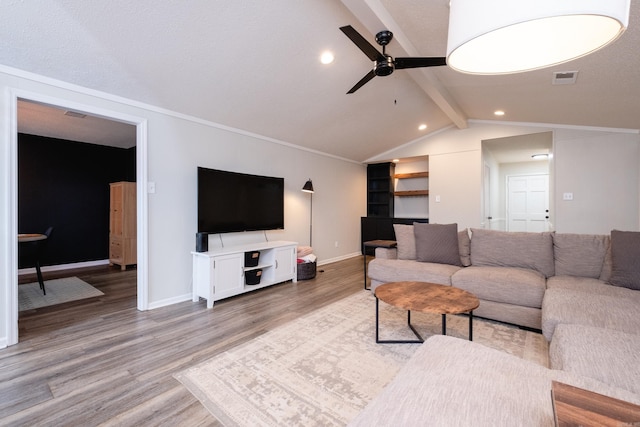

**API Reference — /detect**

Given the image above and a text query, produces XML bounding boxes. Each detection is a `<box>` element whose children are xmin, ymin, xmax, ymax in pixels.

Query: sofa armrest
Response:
<box><xmin>375</xmin><ymin>247</ymin><xmax>397</xmax><ymax>259</ymax></box>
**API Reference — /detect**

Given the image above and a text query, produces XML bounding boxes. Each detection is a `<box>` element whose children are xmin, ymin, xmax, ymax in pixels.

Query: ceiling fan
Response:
<box><xmin>339</xmin><ymin>25</ymin><xmax>447</xmax><ymax>94</ymax></box>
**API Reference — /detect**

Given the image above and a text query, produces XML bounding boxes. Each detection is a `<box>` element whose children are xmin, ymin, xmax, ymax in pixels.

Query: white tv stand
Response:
<box><xmin>192</xmin><ymin>240</ymin><xmax>298</xmax><ymax>308</ymax></box>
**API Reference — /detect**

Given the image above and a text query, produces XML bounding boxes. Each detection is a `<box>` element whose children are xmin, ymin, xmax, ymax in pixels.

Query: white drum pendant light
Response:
<box><xmin>447</xmin><ymin>0</ymin><xmax>630</xmax><ymax>74</ymax></box>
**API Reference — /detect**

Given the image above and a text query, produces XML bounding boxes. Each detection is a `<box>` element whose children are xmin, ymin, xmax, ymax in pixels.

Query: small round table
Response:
<box><xmin>374</xmin><ymin>281</ymin><xmax>480</xmax><ymax>344</ymax></box>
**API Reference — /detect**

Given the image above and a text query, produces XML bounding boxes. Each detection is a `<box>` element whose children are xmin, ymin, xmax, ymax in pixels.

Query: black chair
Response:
<box><xmin>27</xmin><ymin>227</ymin><xmax>53</xmax><ymax>295</ymax></box>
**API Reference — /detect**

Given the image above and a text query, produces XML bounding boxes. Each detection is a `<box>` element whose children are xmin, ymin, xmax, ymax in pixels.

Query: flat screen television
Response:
<box><xmin>198</xmin><ymin>167</ymin><xmax>285</xmax><ymax>234</ymax></box>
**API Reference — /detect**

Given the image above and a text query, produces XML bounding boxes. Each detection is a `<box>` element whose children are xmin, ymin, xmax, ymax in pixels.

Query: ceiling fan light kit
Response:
<box><xmin>446</xmin><ymin>0</ymin><xmax>630</xmax><ymax>74</ymax></box>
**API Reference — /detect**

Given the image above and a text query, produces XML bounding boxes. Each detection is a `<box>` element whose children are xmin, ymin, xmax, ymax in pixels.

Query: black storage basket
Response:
<box><xmin>245</xmin><ymin>269</ymin><xmax>262</xmax><ymax>285</ymax></box>
<box><xmin>244</xmin><ymin>251</ymin><xmax>260</xmax><ymax>267</ymax></box>
<box><xmin>297</xmin><ymin>261</ymin><xmax>317</xmax><ymax>280</ymax></box>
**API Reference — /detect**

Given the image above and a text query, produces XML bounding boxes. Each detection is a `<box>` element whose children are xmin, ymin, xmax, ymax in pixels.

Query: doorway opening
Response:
<box><xmin>482</xmin><ymin>131</ymin><xmax>553</xmax><ymax>232</ymax></box>
<box><xmin>6</xmin><ymin>91</ymin><xmax>148</xmax><ymax>346</ymax></box>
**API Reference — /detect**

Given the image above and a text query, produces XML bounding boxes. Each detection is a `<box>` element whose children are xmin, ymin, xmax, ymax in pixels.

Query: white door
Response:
<box><xmin>507</xmin><ymin>174</ymin><xmax>549</xmax><ymax>232</ymax></box>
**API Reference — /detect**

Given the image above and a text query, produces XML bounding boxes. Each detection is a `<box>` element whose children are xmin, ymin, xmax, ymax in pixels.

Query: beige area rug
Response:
<box><xmin>175</xmin><ymin>290</ymin><xmax>548</xmax><ymax>426</ymax></box>
<box><xmin>19</xmin><ymin>277</ymin><xmax>104</xmax><ymax>311</ymax></box>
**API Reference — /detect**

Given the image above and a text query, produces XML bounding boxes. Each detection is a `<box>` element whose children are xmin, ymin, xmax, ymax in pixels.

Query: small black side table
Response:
<box><xmin>363</xmin><ymin>239</ymin><xmax>397</xmax><ymax>290</ymax></box>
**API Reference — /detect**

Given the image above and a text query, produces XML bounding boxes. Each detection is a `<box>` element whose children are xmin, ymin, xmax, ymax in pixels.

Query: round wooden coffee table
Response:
<box><xmin>374</xmin><ymin>281</ymin><xmax>480</xmax><ymax>344</ymax></box>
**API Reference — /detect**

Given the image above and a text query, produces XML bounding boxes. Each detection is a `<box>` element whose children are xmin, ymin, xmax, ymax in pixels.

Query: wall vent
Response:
<box><xmin>552</xmin><ymin>71</ymin><xmax>578</xmax><ymax>85</ymax></box>
<box><xmin>64</xmin><ymin>110</ymin><xmax>87</xmax><ymax>118</ymax></box>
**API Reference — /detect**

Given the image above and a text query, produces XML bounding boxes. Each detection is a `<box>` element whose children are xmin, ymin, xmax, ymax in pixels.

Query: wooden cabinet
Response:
<box><xmin>192</xmin><ymin>241</ymin><xmax>298</xmax><ymax>308</ymax></box>
<box><xmin>109</xmin><ymin>181</ymin><xmax>136</xmax><ymax>270</ymax></box>
<box><xmin>367</xmin><ymin>162</ymin><xmax>395</xmax><ymax>217</ymax></box>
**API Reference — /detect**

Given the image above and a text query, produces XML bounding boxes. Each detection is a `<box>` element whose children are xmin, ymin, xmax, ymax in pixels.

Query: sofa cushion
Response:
<box><xmin>541</xmin><ymin>287</ymin><xmax>640</xmax><ymax>341</ymax></box>
<box><xmin>553</xmin><ymin>233</ymin><xmax>609</xmax><ymax>279</ymax></box>
<box><xmin>609</xmin><ymin>230</ymin><xmax>640</xmax><ymax>290</ymax></box>
<box><xmin>414</xmin><ymin>223</ymin><xmax>462</xmax><ymax>266</ymax></box>
<box><xmin>367</xmin><ymin>258</ymin><xmax>461</xmax><ymax>288</ymax></box>
<box><xmin>458</xmin><ymin>228</ymin><xmax>471</xmax><ymax>267</ymax></box>
<box><xmin>546</xmin><ymin>275</ymin><xmax>638</xmax><ymax>299</ymax></box>
<box><xmin>469</xmin><ymin>228</ymin><xmax>555</xmax><ymax>278</ymax></box>
<box><xmin>393</xmin><ymin>224</ymin><xmax>415</xmax><ymax>260</ymax></box>
<box><xmin>452</xmin><ymin>266</ymin><xmax>546</xmax><ymax>309</ymax></box>
<box><xmin>550</xmin><ymin>324</ymin><xmax>640</xmax><ymax>396</ymax></box>
<box><xmin>349</xmin><ymin>335</ymin><xmax>640</xmax><ymax>427</ymax></box>
<box><xmin>600</xmin><ymin>242</ymin><xmax>613</xmax><ymax>282</ymax></box>
<box><xmin>471</xmin><ymin>299</ymin><xmax>542</xmax><ymax>331</ymax></box>
<box><xmin>373</xmin><ymin>247</ymin><xmax>397</xmax><ymax>260</ymax></box>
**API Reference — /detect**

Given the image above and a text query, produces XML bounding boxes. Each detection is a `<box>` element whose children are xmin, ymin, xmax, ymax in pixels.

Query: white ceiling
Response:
<box><xmin>3</xmin><ymin>1</ymin><xmax>639</xmax><ymax>162</ymax></box>
<box><xmin>18</xmin><ymin>101</ymin><xmax>136</xmax><ymax>148</ymax></box>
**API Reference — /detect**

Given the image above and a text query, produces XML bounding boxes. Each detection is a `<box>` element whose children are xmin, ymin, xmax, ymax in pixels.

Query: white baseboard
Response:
<box><xmin>317</xmin><ymin>252</ymin><xmax>360</xmax><ymax>266</ymax></box>
<box><xmin>18</xmin><ymin>259</ymin><xmax>110</xmax><ymax>276</ymax></box>
<box><xmin>147</xmin><ymin>293</ymin><xmax>193</xmax><ymax>310</ymax></box>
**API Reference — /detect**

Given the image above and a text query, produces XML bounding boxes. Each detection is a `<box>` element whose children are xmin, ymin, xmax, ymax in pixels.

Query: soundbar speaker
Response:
<box><xmin>196</xmin><ymin>232</ymin><xmax>208</xmax><ymax>252</ymax></box>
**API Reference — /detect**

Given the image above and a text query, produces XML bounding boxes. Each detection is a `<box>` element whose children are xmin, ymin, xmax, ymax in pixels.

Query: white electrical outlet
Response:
<box><xmin>563</xmin><ymin>192</ymin><xmax>573</xmax><ymax>201</ymax></box>
<box><xmin>334</xmin><ymin>241</ymin><xmax>339</xmax><ymax>248</ymax></box>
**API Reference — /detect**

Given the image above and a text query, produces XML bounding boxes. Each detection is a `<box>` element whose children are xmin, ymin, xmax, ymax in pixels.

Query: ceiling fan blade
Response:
<box><xmin>340</xmin><ymin>25</ymin><xmax>385</xmax><ymax>62</ymax></box>
<box><xmin>394</xmin><ymin>57</ymin><xmax>447</xmax><ymax>69</ymax></box>
<box><xmin>347</xmin><ymin>70</ymin><xmax>376</xmax><ymax>94</ymax></box>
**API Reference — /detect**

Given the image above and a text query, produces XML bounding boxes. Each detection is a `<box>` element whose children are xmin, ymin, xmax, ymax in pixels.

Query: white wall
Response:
<box><xmin>0</xmin><ymin>68</ymin><xmax>366</xmax><ymax>346</ymax></box>
<box><xmin>481</xmin><ymin>146</ymin><xmax>501</xmax><ymax>229</ymax></box>
<box><xmin>393</xmin><ymin>158</ymin><xmax>429</xmax><ymax>218</ymax></box>
<box><xmin>367</xmin><ymin>121</ymin><xmax>640</xmax><ymax>233</ymax></box>
<box><xmin>553</xmin><ymin>129</ymin><xmax>639</xmax><ymax>234</ymax></box>
<box><xmin>142</xmin><ymin>115</ymin><xmax>366</xmax><ymax>305</ymax></box>
<box><xmin>429</xmin><ymin>150</ymin><xmax>482</xmax><ymax>227</ymax></box>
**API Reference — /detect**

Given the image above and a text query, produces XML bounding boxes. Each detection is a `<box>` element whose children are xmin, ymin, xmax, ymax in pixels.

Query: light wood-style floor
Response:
<box><xmin>3</xmin><ymin>256</ymin><xmax>365</xmax><ymax>426</ymax></box>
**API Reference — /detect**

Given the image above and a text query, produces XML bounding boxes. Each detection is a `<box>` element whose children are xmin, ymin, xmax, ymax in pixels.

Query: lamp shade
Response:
<box><xmin>302</xmin><ymin>179</ymin><xmax>314</xmax><ymax>193</ymax></box>
<box><xmin>447</xmin><ymin>0</ymin><xmax>630</xmax><ymax>74</ymax></box>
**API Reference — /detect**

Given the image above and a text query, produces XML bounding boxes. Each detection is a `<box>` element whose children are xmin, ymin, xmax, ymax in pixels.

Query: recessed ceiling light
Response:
<box><xmin>418</xmin><ymin>124</ymin><xmax>428</xmax><ymax>130</ymax></box>
<box><xmin>494</xmin><ymin>110</ymin><xmax>505</xmax><ymax>116</ymax></box>
<box><xmin>320</xmin><ymin>51</ymin><xmax>334</xmax><ymax>64</ymax></box>
<box><xmin>392</xmin><ymin>159</ymin><xmax>400</xmax><ymax>163</ymax></box>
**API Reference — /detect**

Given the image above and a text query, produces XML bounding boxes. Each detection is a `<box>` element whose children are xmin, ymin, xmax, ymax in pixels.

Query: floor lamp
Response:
<box><xmin>302</xmin><ymin>179</ymin><xmax>314</xmax><ymax>247</ymax></box>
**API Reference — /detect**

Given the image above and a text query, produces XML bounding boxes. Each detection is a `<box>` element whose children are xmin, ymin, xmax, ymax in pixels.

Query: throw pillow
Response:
<box><xmin>393</xmin><ymin>224</ymin><xmax>416</xmax><ymax>260</ymax></box>
<box><xmin>609</xmin><ymin>230</ymin><xmax>640</xmax><ymax>290</ymax></box>
<box><xmin>414</xmin><ymin>223</ymin><xmax>462</xmax><ymax>266</ymax></box>
<box><xmin>458</xmin><ymin>228</ymin><xmax>471</xmax><ymax>267</ymax></box>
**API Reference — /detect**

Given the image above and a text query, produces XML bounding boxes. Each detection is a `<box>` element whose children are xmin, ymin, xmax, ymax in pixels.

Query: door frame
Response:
<box><xmin>4</xmin><ymin>89</ymin><xmax>149</xmax><ymax>346</ymax></box>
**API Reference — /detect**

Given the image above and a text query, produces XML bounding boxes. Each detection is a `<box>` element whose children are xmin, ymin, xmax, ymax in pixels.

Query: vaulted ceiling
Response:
<box><xmin>3</xmin><ymin>1</ymin><xmax>639</xmax><ymax>162</ymax></box>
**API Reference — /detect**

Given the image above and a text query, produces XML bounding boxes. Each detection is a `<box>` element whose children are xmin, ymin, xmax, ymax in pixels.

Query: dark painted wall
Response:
<box><xmin>18</xmin><ymin>133</ymin><xmax>136</xmax><ymax>268</ymax></box>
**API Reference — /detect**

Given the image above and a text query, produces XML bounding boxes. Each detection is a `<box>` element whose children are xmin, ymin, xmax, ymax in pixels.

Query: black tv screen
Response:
<box><xmin>198</xmin><ymin>167</ymin><xmax>285</xmax><ymax>234</ymax></box>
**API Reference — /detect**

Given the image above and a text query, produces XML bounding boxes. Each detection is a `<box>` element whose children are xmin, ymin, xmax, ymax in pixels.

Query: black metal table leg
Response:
<box><xmin>376</xmin><ymin>298</ymin><xmax>423</xmax><ymax>344</ymax></box>
<box><xmin>442</xmin><ymin>313</ymin><xmax>446</xmax><ymax>335</ymax></box>
<box><xmin>469</xmin><ymin>311</ymin><xmax>474</xmax><ymax>341</ymax></box>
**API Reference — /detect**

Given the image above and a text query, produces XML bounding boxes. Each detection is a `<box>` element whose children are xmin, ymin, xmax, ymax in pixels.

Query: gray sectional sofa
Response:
<box><xmin>356</xmin><ymin>225</ymin><xmax>640</xmax><ymax>425</ymax></box>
